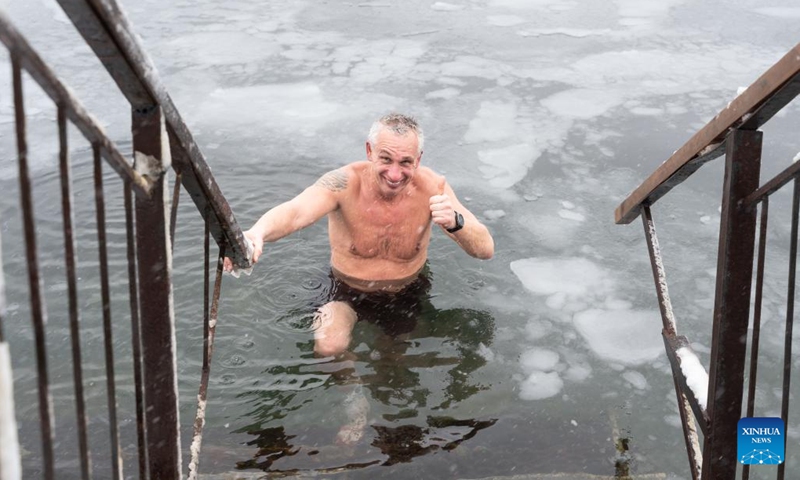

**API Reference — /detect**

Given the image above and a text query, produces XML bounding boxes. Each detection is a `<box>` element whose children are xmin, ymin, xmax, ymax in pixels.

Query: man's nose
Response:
<box><xmin>387</xmin><ymin>164</ymin><xmax>403</xmax><ymax>180</ymax></box>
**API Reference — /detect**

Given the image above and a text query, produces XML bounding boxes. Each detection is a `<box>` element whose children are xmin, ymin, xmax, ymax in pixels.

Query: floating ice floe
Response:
<box><xmin>558</xmin><ymin>209</ymin><xmax>585</xmax><ymax>222</ymax></box>
<box><xmin>464</xmin><ymin>101</ymin><xmax>519</xmax><ymax>143</ymax></box>
<box><xmin>430</xmin><ymin>2</ymin><xmax>464</xmax><ymax>11</ymax></box>
<box><xmin>196</xmin><ymin>83</ymin><xmax>399</xmax><ymax>134</ymax></box>
<box><xmin>511</xmin><ymin>257</ymin><xmax>614</xmax><ymax>297</ymax></box>
<box><xmin>520</xmin><ymin>349</ymin><xmax>560</xmax><ymax>371</ymax></box>
<box><xmin>489</xmin><ymin>0</ymin><xmax>573</xmax><ymax>10</ymax></box>
<box><xmin>425</xmin><ymin>87</ymin><xmax>461</xmax><ymax>100</ymax></box>
<box><xmin>753</xmin><ymin>7</ymin><xmax>800</xmax><ymax>19</ymax></box>
<box><xmin>573</xmin><ymin>309</ymin><xmax>663</xmax><ymax>366</ymax></box>
<box><xmin>518</xmin><ymin>28</ymin><xmax>611</xmax><ymax>38</ymax></box>
<box><xmin>541</xmin><ymin>88</ymin><xmax>624</xmax><ymax>119</ymax></box>
<box><xmin>622</xmin><ymin>370</ymin><xmax>649</xmax><ymax>390</ymax></box>
<box><xmin>525</xmin><ymin>319</ymin><xmax>553</xmax><ymax>340</ymax></box>
<box><xmin>519</xmin><ymin>371</ymin><xmax>564</xmax><ymax>400</ymax></box>
<box><xmin>487</xmin><ymin>15</ymin><xmax>527</xmax><ymax>27</ymax></box>
<box><xmin>564</xmin><ymin>364</ymin><xmax>592</xmax><ymax>382</ymax></box>
<box><xmin>629</xmin><ymin>106</ymin><xmax>663</xmax><ymax>116</ymax></box>
<box><xmin>483</xmin><ymin>209</ymin><xmax>507</xmax><ymax>220</ymax></box>
<box><xmin>168</xmin><ymin>32</ymin><xmax>280</xmax><ymax>65</ymax></box>
<box><xmin>478</xmin><ymin>144</ymin><xmax>541</xmax><ymax>188</ymax></box>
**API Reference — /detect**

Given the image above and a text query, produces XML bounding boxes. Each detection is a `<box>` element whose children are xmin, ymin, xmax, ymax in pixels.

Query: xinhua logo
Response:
<box><xmin>738</xmin><ymin>417</ymin><xmax>785</xmax><ymax>465</ymax></box>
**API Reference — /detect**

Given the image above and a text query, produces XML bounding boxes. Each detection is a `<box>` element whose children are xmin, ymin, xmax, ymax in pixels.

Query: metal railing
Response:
<box><xmin>0</xmin><ymin>0</ymin><xmax>253</xmax><ymax>478</ymax></box>
<box><xmin>616</xmin><ymin>43</ymin><xmax>800</xmax><ymax>479</ymax></box>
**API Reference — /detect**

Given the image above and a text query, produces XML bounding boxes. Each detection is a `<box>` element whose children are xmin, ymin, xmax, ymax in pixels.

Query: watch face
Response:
<box><xmin>447</xmin><ymin>211</ymin><xmax>464</xmax><ymax>233</ymax></box>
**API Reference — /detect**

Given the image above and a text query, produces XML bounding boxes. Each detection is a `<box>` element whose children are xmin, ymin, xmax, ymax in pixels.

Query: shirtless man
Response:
<box><xmin>225</xmin><ymin>113</ymin><xmax>494</xmax><ymax>357</ymax></box>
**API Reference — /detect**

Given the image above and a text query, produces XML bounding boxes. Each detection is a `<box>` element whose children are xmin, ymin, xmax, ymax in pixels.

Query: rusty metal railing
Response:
<box><xmin>616</xmin><ymin>43</ymin><xmax>800</xmax><ymax>479</ymax></box>
<box><xmin>0</xmin><ymin>1</ymin><xmax>252</xmax><ymax>478</ymax></box>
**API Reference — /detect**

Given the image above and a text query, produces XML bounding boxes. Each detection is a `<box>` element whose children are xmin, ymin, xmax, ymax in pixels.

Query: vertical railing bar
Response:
<box><xmin>93</xmin><ymin>144</ymin><xmax>122</xmax><ymax>480</ymax></box>
<box><xmin>58</xmin><ymin>104</ymin><xmax>92</xmax><ymax>480</ymax></box>
<box><xmin>14</xmin><ymin>55</ymin><xmax>56</xmax><ymax>480</ymax></box>
<box><xmin>203</xmin><ymin>207</ymin><xmax>211</xmax><ymax>370</ymax></box>
<box><xmin>642</xmin><ymin>206</ymin><xmax>702</xmax><ymax>479</ymax></box>
<box><xmin>777</xmin><ymin>179</ymin><xmax>799</xmax><ymax>480</ymax></box>
<box><xmin>187</xmin><ymin>216</ymin><xmax>225</xmax><ymax>480</ymax></box>
<box><xmin>746</xmin><ymin>197</ymin><xmax>769</xmax><ymax>417</ymax></box>
<box><xmin>123</xmin><ymin>182</ymin><xmax>148</xmax><ymax>480</ymax></box>
<box><xmin>641</xmin><ymin>205</ymin><xmax>678</xmax><ymax>335</ymax></box>
<box><xmin>169</xmin><ymin>172</ymin><xmax>181</xmax><ymax>253</ymax></box>
<box><xmin>204</xmin><ymin>210</ymin><xmax>211</xmax><ymax>369</ymax></box>
<box><xmin>742</xmin><ymin>198</ymin><xmax>769</xmax><ymax>480</ymax></box>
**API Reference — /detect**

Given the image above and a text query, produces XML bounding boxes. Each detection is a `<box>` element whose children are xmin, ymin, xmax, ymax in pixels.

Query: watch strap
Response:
<box><xmin>446</xmin><ymin>211</ymin><xmax>464</xmax><ymax>233</ymax></box>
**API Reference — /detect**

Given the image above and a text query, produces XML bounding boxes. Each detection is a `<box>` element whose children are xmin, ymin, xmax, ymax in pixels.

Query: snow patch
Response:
<box><xmin>676</xmin><ymin>347</ymin><xmax>709</xmax><ymax>409</ymax></box>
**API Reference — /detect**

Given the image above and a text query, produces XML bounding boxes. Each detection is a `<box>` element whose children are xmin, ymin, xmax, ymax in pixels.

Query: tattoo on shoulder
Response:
<box><xmin>314</xmin><ymin>169</ymin><xmax>348</xmax><ymax>191</ymax></box>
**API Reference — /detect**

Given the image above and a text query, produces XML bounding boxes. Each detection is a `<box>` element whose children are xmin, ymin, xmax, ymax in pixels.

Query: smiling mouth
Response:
<box><xmin>385</xmin><ymin>178</ymin><xmax>403</xmax><ymax>188</ymax></box>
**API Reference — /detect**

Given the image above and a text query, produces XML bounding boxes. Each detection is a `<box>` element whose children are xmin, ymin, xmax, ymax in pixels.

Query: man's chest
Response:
<box><xmin>335</xmin><ymin>197</ymin><xmax>432</xmax><ymax>259</ymax></box>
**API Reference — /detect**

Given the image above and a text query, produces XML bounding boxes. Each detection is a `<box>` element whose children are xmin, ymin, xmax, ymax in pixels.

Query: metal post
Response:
<box><xmin>777</xmin><ymin>179</ymin><xmax>799</xmax><ymax>480</ymax></box>
<box><xmin>13</xmin><ymin>55</ymin><xmax>55</xmax><ymax>480</ymax></box>
<box><xmin>58</xmin><ymin>105</ymin><xmax>92</xmax><ymax>480</ymax></box>
<box><xmin>132</xmin><ymin>105</ymin><xmax>181</xmax><ymax>479</ymax></box>
<box><xmin>702</xmin><ymin>128</ymin><xmax>762</xmax><ymax>478</ymax></box>
<box><xmin>93</xmin><ymin>144</ymin><xmax>123</xmax><ymax>480</ymax></box>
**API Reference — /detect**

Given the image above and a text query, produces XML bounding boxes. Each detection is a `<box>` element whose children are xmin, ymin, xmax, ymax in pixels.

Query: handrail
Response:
<box><xmin>55</xmin><ymin>0</ymin><xmax>253</xmax><ymax>267</ymax></box>
<box><xmin>615</xmin><ymin>42</ymin><xmax>800</xmax><ymax>224</ymax></box>
<box><xmin>618</xmin><ymin>42</ymin><xmax>800</xmax><ymax>479</ymax></box>
<box><xmin>2</xmin><ymin>2</ymin><xmax>250</xmax><ymax>477</ymax></box>
<box><xmin>0</xmin><ymin>11</ymin><xmax>150</xmax><ymax>198</ymax></box>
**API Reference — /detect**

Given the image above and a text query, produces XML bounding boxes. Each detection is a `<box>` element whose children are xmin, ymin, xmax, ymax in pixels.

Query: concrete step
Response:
<box><xmin>199</xmin><ymin>472</ymin><xmax>669</xmax><ymax>479</ymax></box>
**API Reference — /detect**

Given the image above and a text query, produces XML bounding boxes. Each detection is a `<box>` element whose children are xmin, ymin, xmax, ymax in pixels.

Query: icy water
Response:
<box><xmin>1</xmin><ymin>0</ymin><xmax>799</xmax><ymax>478</ymax></box>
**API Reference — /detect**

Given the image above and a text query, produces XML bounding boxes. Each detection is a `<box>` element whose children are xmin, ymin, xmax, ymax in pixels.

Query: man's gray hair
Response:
<box><xmin>367</xmin><ymin>113</ymin><xmax>424</xmax><ymax>154</ymax></box>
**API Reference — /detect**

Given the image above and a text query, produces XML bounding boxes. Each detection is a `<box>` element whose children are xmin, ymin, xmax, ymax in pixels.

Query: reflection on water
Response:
<box><xmin>372</xmin><ymin>417</ymin><xmax>498</xmax><ymax>466</ymax></box>
<box><xmin>230</xmin><ymin>273</ymin><xmax>497</xmax><ymax>475</ymax></box>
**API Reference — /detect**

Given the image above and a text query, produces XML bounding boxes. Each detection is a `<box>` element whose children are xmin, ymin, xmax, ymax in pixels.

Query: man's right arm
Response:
<box><xmin>232</xmin><ymin>168</ymin><xmax>348</xmax><ymax>267</ymax></box>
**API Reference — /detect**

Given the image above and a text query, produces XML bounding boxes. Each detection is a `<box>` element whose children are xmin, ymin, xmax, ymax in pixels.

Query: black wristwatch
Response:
<box><xmin>446</xmin><ymin>211</ymin><xmax>464</xmax><ymax>233</ymax></box>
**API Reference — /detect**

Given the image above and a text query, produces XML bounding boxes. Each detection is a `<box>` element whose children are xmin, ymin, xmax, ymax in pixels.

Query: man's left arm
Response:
<box><xmin>430</xmin><ymin>177</ymin><xmax>494</xmax><ymax>260</ymax></box>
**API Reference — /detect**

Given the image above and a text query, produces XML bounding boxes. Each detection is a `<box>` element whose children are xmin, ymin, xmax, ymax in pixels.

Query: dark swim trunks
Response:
<box><xmin>316</xmin><ymin>267</ymin><xmax>432</xmax><ymax>337</ymax></box>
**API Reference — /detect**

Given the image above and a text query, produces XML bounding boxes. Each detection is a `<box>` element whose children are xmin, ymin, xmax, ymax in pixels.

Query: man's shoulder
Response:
<box><xmin>413</xmin><ymin>166</ymin><xmax>443</xmax><ymax>194</ymax></box>
<box><xmin>416</xmin><ymin>165</ymin><xmax>438</xmax><ymax>178</ymax></box>
<box><xmin>313</xmin><ymin>162</ymin><xmax>365</xmax><ymax>192</ymax></box>
<box><xmin>345</xmin><ymin>161</ymin><xmax>369</xmax><ymax>173</ymax></box>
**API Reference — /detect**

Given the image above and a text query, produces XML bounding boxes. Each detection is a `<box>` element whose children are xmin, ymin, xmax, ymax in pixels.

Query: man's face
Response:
<box><xmin>366</xmin><ymin>128</ymin><xmax>421</xmax><ymax>198</ymax></box>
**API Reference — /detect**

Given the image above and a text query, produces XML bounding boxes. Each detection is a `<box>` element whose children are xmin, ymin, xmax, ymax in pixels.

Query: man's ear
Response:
<box><xmin>366</xmin><ymin>141</ymin><xmax>373</xmax><ymax>159</ymax></box>
<box><xmin>416</xmin><ymin>150</ymin><xmax>423</xmax><ymax>168</ymax></box>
